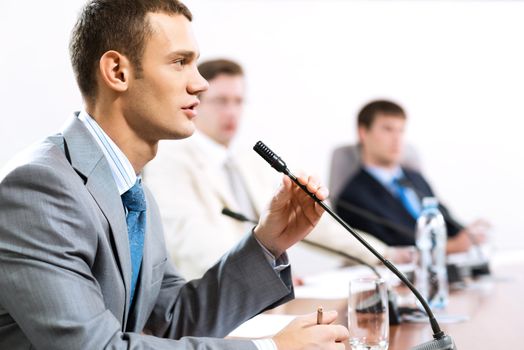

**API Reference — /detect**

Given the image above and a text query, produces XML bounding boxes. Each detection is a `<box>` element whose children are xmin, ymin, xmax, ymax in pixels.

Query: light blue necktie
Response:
<box><xmin>392</xmin><ymin>178</ymin><xmax>421</xmax><ymax>219</ymax></box>
<box><xmin>121</xmin><ymin>180</ymin><xmax>146</xmax><ymax>306</ymax></box>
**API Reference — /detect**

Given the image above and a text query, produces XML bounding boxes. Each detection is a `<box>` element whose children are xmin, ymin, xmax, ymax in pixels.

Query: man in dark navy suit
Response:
<box><xmin>334</xmin><ymin>100</ymin><xmax>486</xmax><ymax>253</ymax></box>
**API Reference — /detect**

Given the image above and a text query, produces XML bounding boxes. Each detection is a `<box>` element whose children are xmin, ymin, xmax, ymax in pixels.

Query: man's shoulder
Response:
<box><xmin>402</xmin><ymin>166</ymin><xmax>422</xmax><ymax>176</ymax></box>
<box><xmin>0</xmin><ymin>135</ymin><xmax>89</xmax><ymax>213</ymax></box>
<box><xmin>152</xmin><ymin>138</ymin><xmax>200</xmax><ymax>165</ymax></box>
<box><xmin>336</xmin><ymin>167</ymin><xmax>372</xmax><ymax>200</ymax></box>
<box><xmin>339</xmin><ymin>167</ymin><xmax>391</xmax><ymax>203</ymax></box>
<box><xmin>347</xmin><ymin>167</ymin><xmax>374</xmax><ymax>187</ymax></box>
<box><xmin>144</xmin><ymin>137</ymin><xmax>207</xmax><ymax>190</ymax></box>
<box><xmin>402</xmin><ymin>166</ymin><xmax>428</xmax><ymax>183</ymax></box>
<box><xmin>0</xmin><ymin>135</ymin><xmax>70</xmax><ymax>183</ymax></box>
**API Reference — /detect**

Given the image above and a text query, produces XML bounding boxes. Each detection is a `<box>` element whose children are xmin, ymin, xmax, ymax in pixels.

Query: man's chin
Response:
<box><xmin>162</xmin><ymin>125</ymin><xmax>196</xmax><ymax>141</ymax></box>
<box><xmin>377</xmin><ymin>158</ymin><xmax>399</xmax><ymax>168</ymax></box>
<box><xmin>388</xmin><ymin>153</ymin><xmax>403</xmax><ymax>165</ymax></box>
<box><xmin>180</xmin><ymin>127</ymin><xmax>196</xmax><ymax>139</ymax></box>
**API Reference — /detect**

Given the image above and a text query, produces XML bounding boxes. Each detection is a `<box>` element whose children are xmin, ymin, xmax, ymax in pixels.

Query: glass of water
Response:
<box><xmin>348</xmin><ymin>278</ymin><xmax>389</xmax><ymax>350</ymax></box>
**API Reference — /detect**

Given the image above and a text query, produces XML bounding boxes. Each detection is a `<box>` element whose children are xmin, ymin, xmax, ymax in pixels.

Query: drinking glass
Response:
<box><xmin>348</xmin><ymin>278</ymin><xmax>389</xmax><ymax>350</ymax></box>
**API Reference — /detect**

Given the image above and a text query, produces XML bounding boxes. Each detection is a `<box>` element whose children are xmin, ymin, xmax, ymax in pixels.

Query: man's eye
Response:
<box><xmin>174</xmin><ymin>59</ymin><xmax>185</xmax><ymax>67</ymax></box>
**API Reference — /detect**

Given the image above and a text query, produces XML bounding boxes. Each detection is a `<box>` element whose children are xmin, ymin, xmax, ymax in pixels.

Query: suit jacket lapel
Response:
<box><xmin>61</xmin><ymin>115</ymin><xmax>132</xmax><ymax>324</ymax></box>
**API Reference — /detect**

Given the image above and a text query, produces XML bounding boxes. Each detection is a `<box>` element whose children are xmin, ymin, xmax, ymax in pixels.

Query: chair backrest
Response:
<box><xmin>328</xmin><ymin>144</ymin><xmax>421</xmax><ymax>202</ymax></box>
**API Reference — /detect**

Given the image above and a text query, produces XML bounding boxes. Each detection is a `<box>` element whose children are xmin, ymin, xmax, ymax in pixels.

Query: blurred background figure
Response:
<box><xmin>146</xmin><ymin>59</ymin><xmax>400</xmax><ymax>280</ymax></box>
<box><xmin>331</xmin><ymin>100</ymin><xmax>488</xmax><ymax>254</ymax></box>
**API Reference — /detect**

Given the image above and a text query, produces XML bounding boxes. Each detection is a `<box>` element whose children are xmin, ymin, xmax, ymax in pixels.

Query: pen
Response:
<box><xmin>317</xmin><ymin>306</ymin><xmax>323</xmax><ymax>325</ymax></box>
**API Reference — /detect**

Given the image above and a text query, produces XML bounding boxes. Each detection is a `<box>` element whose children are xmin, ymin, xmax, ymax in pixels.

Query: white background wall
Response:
<box><xmin>1</xmin><ymin>0</ymin><xmax>523</xmax><ymax>251</ymax></box>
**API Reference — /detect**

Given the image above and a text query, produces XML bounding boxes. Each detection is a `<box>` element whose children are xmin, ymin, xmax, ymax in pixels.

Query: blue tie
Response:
<box><xmin>121</xmin><ymin>180</ymin><xmax>147</xmax><ymax>306</ymax></box>
<box><xmin>392</xmin><ymin>178</ymin><xmax>421</xmax><ymax>219</ymax></box>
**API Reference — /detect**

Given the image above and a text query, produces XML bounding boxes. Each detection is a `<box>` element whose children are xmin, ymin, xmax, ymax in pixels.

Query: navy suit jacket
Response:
<box><xmin>335</xmin><ymin>167</ymin><xmax>462</xmax><ymax>246</ymax></box>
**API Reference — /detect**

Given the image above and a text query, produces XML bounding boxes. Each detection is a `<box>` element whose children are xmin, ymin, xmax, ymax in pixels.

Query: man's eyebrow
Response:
<box><xmin>167</xmin><ymin>50</ymin><xmax>199</xmax><ymax>60</ymax></box>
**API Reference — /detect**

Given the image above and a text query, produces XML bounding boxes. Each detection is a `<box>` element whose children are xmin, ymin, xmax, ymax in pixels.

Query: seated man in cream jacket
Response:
<box><xmin>145</xmin><ymin>59</ymin><xmax>391</xmax><ymax>280</ymax></box>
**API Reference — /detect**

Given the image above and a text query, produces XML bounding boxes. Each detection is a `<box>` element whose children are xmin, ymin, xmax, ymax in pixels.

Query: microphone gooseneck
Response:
<box><xmin>253</xmin><ymin>141</ymin><xmax>456</xmax><ymax>349</ymax></box>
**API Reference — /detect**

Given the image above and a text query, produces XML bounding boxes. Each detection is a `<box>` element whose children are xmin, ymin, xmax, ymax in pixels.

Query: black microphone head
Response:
<box><xmin>253</xmin><ymin>141</ymin><xmax>288</xmax><ymax>173</ymax></box>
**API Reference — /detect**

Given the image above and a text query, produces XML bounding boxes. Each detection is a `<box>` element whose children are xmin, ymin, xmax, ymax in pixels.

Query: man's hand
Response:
<box><xmin>446</xmin><ymin>230</ymin><xmax>471</xmax><ymax>253</ymax></box>
<box><xmin>466</xmin><ymin>219</ymin><xmax>490</xmax><ymax>244</ymax></box>
<box><xmin>272</xmin><ymin>310</ymin><xmax>349</xmax><ymax>350</ymax></box>
<box><xmin>385</xmin><ymin>245</ymin><xmax>417</xmax><ymax>264</ymax></box>
<box><xmin>447</xmin><ymin>219</ymin><xmax>490</xmax><ymax>254</ymax></box>
<box><xmin>254</xmin><ymin>173</ymin><xmax>328</xmax><ymax>258</ymax></box>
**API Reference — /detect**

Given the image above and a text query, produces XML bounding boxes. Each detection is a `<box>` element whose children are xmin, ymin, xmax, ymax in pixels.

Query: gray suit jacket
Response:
<box><xmin>0</xmin><ymin>116</ymin><xmax>293</xmax><ymax>350</ymax></box>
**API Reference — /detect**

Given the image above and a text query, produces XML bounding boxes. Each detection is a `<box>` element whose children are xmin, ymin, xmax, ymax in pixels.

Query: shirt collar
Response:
<box><xmin>364</xmin><ymin>165</ymin><xmax>404</xmax><ymax>189</ymax></box>
<box><xmin>191</xmin><ymin>130</ymin><xmax>232</xmax><ymax>167</ymax></box>
<box><xmin>78</xmin><ymin>110</ymin><xmax>137</xmax><ymax>195</ymax></box>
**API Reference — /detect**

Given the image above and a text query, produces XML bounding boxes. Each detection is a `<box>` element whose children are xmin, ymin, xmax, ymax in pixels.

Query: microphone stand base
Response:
<box><xmin>411</xmin><ymin>335</ymin><xmax>456</xmax><ymax>350</ymax></box>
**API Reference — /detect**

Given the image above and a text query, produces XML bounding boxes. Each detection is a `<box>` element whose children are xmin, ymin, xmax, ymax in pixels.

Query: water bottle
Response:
<box><xmin>415</xmin><ymin>197</ymin><xmax>448</xmax><ymax>309</ymax></box>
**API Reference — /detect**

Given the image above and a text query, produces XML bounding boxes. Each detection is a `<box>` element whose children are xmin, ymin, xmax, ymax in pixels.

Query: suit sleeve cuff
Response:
<box><xmin>254</xmin><ymin>234</ymin><xmax>290</xmax><ymax>274</ymax></box>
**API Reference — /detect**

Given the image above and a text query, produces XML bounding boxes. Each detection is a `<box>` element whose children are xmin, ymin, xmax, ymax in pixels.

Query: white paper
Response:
<box><xmin>228</xmin><ymin>314</ymin><xmax>295</xmax><ymax>339</ymax></box>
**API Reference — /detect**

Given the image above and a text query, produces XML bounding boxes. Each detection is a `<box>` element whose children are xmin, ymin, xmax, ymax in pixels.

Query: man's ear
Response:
<box><xmin>98</xmin><ymin>50</ymin><xmax>132</xmax><ymax>93</ymax></box>
<box><xmin>357</xmin><ymin>126</ymin><xmax>368</xmax><ymax>144</ymax></box>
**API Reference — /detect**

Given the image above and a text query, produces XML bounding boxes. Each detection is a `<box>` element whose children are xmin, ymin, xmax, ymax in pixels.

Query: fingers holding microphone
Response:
<box><xmin>294</xmin><ymin>172</ymin><xmax>328</xmax><ymax>223</ymax></box>
<box><xmin>254</xmin><ymin>171</ymin><xmax>329</xmax><ymax>258</ymax></box>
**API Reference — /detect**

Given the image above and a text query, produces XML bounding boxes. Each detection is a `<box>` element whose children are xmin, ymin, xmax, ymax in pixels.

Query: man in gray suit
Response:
<box><xmin>0</xmin><ymin>1</ymin><xmax>348</xmax><ymax>349</ymax></box>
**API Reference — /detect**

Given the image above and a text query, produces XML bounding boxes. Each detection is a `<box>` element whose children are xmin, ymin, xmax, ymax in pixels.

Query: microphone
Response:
<box><xmin>253</xmin><ymin>141</ymin><xmax>457</xmax><ymax>350</ymax></box>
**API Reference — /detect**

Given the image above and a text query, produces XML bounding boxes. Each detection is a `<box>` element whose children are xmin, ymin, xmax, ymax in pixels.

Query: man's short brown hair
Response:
<box><xmin>357</xmin><ymin>100</ymin><xmax>406</xmax><ymax>129</ymax></box>
<box><xmin>69</xmin><ymin>0</ymin><xmax>192</xmax><ymax>101</ymax></box>
<box><xmin>197</xmin><ymin>59</ymin><xmax>244</xmax><ymax>82</ymax></box>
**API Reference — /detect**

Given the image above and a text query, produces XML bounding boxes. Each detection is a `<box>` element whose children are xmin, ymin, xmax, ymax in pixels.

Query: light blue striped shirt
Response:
<box><xmin>78</xmin><ymin>111</ymin><xmax>277</xmax><ymax>350</ymax></box>
<box><xmin>78</xmin><ymin>110</ymin><xmax>137</xmax><ymax>195</ymax></box>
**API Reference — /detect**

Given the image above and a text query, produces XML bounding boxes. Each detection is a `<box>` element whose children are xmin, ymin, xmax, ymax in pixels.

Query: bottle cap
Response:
<box><xmin>422</xmin><ymin>197</ymin><xmax>439</xmax><ymax>208</ymax></box>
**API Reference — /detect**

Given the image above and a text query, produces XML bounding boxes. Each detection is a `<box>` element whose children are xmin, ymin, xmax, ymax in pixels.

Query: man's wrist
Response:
<box><xmin>253</xmin><ymin>225</ymin><xmax>283</xmax><ymax>258</ymax></box>
<box><xmin>253</xmin><ymin>229</ymin><xmax>290</xmax><ymax>274</ymax></box>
